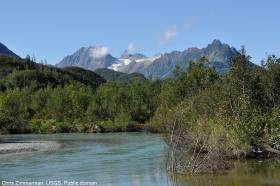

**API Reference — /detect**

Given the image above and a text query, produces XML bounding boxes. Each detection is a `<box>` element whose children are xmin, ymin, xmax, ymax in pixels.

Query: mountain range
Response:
<box><xmin>56</xmin><ymin>40</ymin><xmax>239</xmax><ymax>79</ymax></box>
<box><xmin>0</xmin><ymin>40</ymin><xmax>240</xmax><ymax>80</ymax></box>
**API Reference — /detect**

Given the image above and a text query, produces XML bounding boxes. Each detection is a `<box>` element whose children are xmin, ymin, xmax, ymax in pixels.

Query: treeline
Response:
<box><xmin>150</xmin><ymin>51</ymin><xmax>280</xmax><ymax>173</ymax></box>
<box><xmin>0</xmin><ymin>82</ymin><xmax>158</xmax><ymax>133</ymax></box>
<box><xmin>0</xmin><ymin>55</ymin><xmax>159</xmax><ymax>133</ymax></box>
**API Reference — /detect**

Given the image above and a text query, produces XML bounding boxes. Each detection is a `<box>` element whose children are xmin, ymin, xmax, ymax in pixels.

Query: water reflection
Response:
<box><xmin>0</xmin><ymin>133</ymin><xmax>279</xmax><ymax>186</ymax></box>
<box><xmin>174</xmin><ymin>160</ymin><xmax>280</xmax><ymax>186</ymax></box>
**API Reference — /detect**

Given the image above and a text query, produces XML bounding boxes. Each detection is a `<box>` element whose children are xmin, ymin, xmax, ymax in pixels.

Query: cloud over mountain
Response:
<box><xmin>158</xmin><ymin>27</ymin><xmax>177</xmax><ymax>46</ymax></box>
<box><xmin>89</xmin><ymin>46</ymin><xmax>109</xmax><ymax>58</ymax></box>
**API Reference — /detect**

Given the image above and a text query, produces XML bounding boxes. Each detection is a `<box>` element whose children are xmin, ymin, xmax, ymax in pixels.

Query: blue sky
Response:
<box><xmin>0</xmin><ymin>0</ymin><xmax>279</xmax><ymax>65</ymax></box>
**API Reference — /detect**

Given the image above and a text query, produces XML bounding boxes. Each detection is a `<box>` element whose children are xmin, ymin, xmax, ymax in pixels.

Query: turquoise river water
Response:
<box><xmin>0</xmin><ymin>133</ymin><xmax>280</xmax><ymax>186</ymax></box>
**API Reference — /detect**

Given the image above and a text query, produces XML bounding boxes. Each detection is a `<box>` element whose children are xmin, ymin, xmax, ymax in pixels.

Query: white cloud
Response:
<box><xmin>127</xmin><ymin>42</ymin><xmax>136</xmax><ymax>53</ymax></box>
<box><xmin>158</xmin><ymin>27</ymin><xmax>177</xmax><ymax>46</ymax></box>
<box><xmin>157</xmin><ymin>18</ymin><xmax>195</xmax><ymax>47</ymax></box>
<box><xmin>90</xmin><ymin>46</ymin><xmax>109</xmax><ymax>58</ymax></box>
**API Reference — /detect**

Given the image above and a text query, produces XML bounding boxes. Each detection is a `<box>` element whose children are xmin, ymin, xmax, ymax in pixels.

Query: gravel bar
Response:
<box><xmin>0</xmin><ymin>141</ymin><xmax>61</xmax><ymax>155</ymax></box>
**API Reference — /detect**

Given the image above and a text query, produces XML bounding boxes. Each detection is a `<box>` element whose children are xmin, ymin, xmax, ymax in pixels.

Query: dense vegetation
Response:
<box><xmin>0</xmin><ymin>55</ymin><xmax>159</xmax><ymax>133</ymax></box>
<box><xmin>149</xmin><ymin>51</ymin><xmax>280</xmax><ymax>174</ymax></box>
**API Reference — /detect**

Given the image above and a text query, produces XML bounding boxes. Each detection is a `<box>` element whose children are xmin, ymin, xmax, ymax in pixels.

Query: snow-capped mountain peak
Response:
<box><xmin>57</xmin><ymin>40</ymin><xmax>239</xmax><ymax>79</ymax></box>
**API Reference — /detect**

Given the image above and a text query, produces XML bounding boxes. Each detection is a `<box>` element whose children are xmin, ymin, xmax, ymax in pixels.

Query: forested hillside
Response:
<box><xmin>0</xmin><ymin>55</ymin><xmax>105</xmax><ymax>90</ymax></box>
<box><xmin>0</xmin><ymin>55</ymin><xmax>158</xmax><ymax>133</ymax></box>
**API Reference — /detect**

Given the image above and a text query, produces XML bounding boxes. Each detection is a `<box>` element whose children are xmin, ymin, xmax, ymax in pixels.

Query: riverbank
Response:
<box><xmin>0</xmin><ymin>141</ymin><xmax>61</xmax><ymax>157</ymax></box>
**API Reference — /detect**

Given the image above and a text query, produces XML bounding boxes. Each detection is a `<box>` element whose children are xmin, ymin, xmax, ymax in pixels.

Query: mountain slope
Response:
<box><xmin>94</xmin><ymin>68</ymin><xmax>146</xmax><ymax>82</ymax></box>
<box><xmin>110</xmin><ymin>53</ymin><xmax>161</xmax><ymax>74</ymax></box>
<box><xmin>141</xmin><ymin>40</ymin><xmax>238</xmax><ymax>78</ymax></box>
<box><xmin>0</xmin><ymin>42</ymin><xmax>19</xmax><ymax>58</ymax></box>
<box><xmin>56</xmin><ymin>46</ymin><xmax>118</xmax><ymax>70</ymax></box>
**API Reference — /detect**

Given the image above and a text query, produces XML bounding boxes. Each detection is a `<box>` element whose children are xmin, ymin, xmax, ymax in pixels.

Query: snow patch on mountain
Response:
<box><xmin>108</xmin><ymin>54</ymin><xmax>162</xmax><ymax>71</ymax></box>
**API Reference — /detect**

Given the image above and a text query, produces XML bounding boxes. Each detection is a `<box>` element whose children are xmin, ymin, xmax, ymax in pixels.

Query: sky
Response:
<box><xmin>0</xmin><ymin>0</ymin><xmax>279</xmax><ymax>65</ymax></box>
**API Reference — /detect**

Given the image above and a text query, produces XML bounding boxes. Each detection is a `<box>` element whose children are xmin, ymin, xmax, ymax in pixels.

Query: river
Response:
<box><xmin>0</xmin><ymin>133</ymin><xmax>279</xmax><ymax>186</ymax></box>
